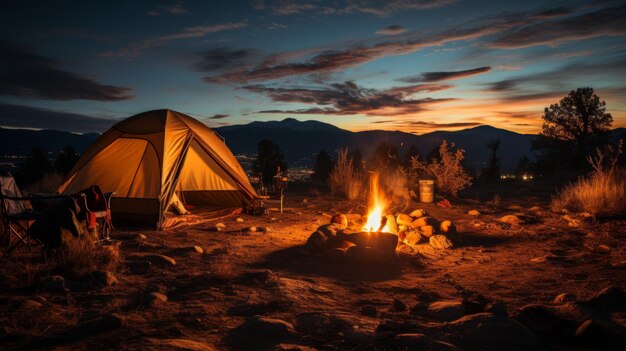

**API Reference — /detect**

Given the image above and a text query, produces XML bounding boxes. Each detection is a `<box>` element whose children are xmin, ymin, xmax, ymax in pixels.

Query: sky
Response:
<box><xmin>1</xmin><ymin>0</ymin><xmax>625</xmax><ymax>135</ymax></box>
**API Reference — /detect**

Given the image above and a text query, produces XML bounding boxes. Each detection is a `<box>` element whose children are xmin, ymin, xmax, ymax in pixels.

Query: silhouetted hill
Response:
<box><xmin>216</xmin><ymin>119</ymin><xmax>537</xmax><ymax>171</ymax></box>
<box><xmin>0</xmin><ymin>127</ymin><xmax>99</xmax><ymax>157</ymax></box>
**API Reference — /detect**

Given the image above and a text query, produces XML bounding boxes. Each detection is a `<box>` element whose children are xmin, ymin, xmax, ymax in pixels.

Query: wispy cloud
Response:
<box><xmin>148</xmin><ymin>0</ymin><xmax>189</xmax><ymax>16</ymax></box>
<box><xmin>399</xmin><ymin>66</ymin><xmax>492</xmax><ymax>82</ymax></box>
<box><xmin>376</xmin><ymin>25</ymin><xmax>407</xmax><ymax>35</ymax></box>
<box><xmin>208</xmin><ymin>114</ymin><xmax>230</xmax><ymax>119</ymax></box>
<box><xmin>490</xmin><ymin>4</ymin><xmax>626</xmax><ymax>48</ymax></box>
<box><xmin>252</xmin><ymin>0</ymin><xmax>457</xmax><ymax>17</ymax></box>
<box><xmin>0</xmin><ymin>39</ymin><xmax>132</xmax><ymax>101</ymax></box>
<box><xmin>103</xmin><ymin>21</ymin><xmax>248</xmax><ymax>57</ymax></box>
<box><xmin>246</xmin><ymin>81</ymin><xmax>455</xmax><ymax>116</ymax></box>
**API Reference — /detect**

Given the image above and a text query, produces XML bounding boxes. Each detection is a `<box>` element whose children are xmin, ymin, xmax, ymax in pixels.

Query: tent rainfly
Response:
<box><xmin>58</xmin><ymin>109</ymin><xmax>258</xmax><ymax>229</ymax></box>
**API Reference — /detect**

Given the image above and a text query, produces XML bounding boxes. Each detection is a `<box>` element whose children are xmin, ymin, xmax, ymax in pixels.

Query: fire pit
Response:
<box><xmin>305</xmin><ymin>171</ymin><xmax>457</xmax><ymax>260</ymax></box>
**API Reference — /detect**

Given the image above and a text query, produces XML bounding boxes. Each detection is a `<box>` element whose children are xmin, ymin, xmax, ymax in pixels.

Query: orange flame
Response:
<box><xmin>362</xmin><ymin>172</ymin><xmax>389</xmax><ymax>233</ymax></box>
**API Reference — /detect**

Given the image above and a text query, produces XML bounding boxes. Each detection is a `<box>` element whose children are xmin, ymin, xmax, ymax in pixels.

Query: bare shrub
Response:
<box><xmin>330</xmin><ymin>148</ymin><xmax>365</xmax><ymax>201</ymax></box>
<box><xmin>552</xmin><ymin>140</ymin><xmax>626</xmax><ymax>216</ymax></box>
<box><xmin>26</xmin><ymin>172</ymin><xmax>63</xmax><ymax>193</ymax></box>
<box><xmin>52</xmin><ymin>234</ymin><xmax>122</xmax><ymax>278</ymax></box>
<box><xmin>410</xmin><ymin>140</ymin><xmax>472</xmax><ymax>197</ymax></box>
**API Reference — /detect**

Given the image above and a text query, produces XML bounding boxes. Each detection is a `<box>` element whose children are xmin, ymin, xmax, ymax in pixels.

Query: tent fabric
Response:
<box><xmin>58</xmin><ymin>109</ymin><xmax>258</xmax><ymax>229</ymax></box>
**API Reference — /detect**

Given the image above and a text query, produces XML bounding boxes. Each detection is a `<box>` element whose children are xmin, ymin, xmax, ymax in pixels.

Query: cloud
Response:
<box><xmin>208</xmin><ymin>114</ymin><xmax>230</xmax><ymax>119</ymax></box>
<box><xmin>200</xmin><ymin>6</ymin><xmax>561</xmax><ymax>84</ymax></box>
<box><xmin>400</xmin><ymin>66</ymin><xmax>492</xmax><ymax>82</ymax></box>
<box><xmin>0</xmin><ymin>39</ymin><xmax>133</xmax><ymax>101</ymax></box>
<box><xmin>376</xmin><ymin>25</ymin><xmax>407</xmax><ymax>35</ymax></box>
<box><xmin>253</xmin><ymin>0</ymin><xmax>457</xmax><ymax>16</ymax></box>
<box><xmin>347</xmin><ymin>0</ymin><xmax>457</xmax><ymax>16</ymax></box>
<box><xmin>102</xmin><ymin>21</ymin><xmax>248</xmax><ymax>57</ymax></box>
<box><xmin>268</xmin><ymin>22</ymin><xmax>288</xmax><ymax>30</ymax></box>
<box><xmin>373</xmin><ymin>120</ymin><xmax>481</xmax><ymax>128</ymax></box>
<box><xmin>490</xmin><ymin>4</ymin><xmax>626</xmax><ymax>48</ymax></box>
<box><xmin>149</xmin><ymin>1</ymin><xmax>189</xmax><ymax>16</ymax></box>
<box><xmin>193</xmin><ymin>47</ymin><xmax>260</xmax><ymax>72</ymax></box>
<box><xmin>246</xmin><ymin>81</ymin><xmax>456</xmax><ymax>116</ymax></box>
<box><xmin>0</xmin><ymin>103</ymin><xmax>116</xmax><ymax>133</ymax></box>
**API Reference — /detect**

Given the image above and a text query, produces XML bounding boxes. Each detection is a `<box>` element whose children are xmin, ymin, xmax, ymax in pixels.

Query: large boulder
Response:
<box><xmin>227</xmin><ymin>316</ymin><xmax>295</xmax><ymax>348</ymax></box>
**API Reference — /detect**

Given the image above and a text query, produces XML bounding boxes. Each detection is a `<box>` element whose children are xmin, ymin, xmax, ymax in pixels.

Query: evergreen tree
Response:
<box><xmin>349</xmin><ymin>148</ymin><xmax>364</xmax><ymax>172</ymax></box>
<box><xmin>311</xmin><ymin>149</ymin><xmax>333</xmax><ymax>182</ymax></box>
<box><xmin>482</xmin><ymin>139</ymin><xmax>501</xmax><ymax>180</ymax></box>
<box><xmin>252</xmin><ymin>139</ymin><xmax>288</xmax><ymax>185</ymax></box>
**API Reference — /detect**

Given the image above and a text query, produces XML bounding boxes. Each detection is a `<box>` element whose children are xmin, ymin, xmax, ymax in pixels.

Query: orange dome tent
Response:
<box><xmin>59</xmin><ymin>109</ymin><xmax>257</xmax><ymax>229</ymax></box>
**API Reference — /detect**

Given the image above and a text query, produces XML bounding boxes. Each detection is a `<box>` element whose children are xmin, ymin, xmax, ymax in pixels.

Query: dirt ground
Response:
<box><xmin>1</xmin><ymin>183</ymin><xmax>625</xmax><ymax>351</ymax></box>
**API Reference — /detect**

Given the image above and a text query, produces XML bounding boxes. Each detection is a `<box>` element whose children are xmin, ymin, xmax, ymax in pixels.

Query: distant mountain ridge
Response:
<box><xmin>2</xmin><ymin>120</ymin><xmax>625</xmax><ymax>172</ymax></box>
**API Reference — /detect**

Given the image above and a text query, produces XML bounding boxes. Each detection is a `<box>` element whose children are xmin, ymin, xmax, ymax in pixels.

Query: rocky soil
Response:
<box><xmin>0</xmin><ymin>192</ymin><xmax>625</xmax><ymax>350</ymax></box>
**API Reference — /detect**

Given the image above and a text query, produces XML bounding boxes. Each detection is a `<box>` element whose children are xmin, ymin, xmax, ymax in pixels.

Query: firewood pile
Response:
<box><xmin>305</xmin><ymin>209</ymin><xmax>457</xmax><ymax>261</ymax></box>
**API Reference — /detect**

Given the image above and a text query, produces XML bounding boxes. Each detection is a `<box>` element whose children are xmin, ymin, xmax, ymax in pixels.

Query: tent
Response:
<box><xmin>59</xmin><ymin>109</ymin><xmax>258</xmax><ymax>229</ymax></box>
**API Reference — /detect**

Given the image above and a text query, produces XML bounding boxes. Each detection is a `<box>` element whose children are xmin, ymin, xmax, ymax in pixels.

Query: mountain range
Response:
<box><xmin>2</xmin><ymin>119</ymin><xmax>625</xmax><ymax>172</ymax></box>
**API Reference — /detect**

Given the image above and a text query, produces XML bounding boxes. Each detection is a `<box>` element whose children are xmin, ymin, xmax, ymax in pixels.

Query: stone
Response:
<box><xmin>206</xmin><ymin>225</ymin><xmax>222</xmax><ymax>232</ymax></box>
<box><xmin>258</xmin><ymin>226</ymin><xmax>271</xmax><ymax>232</ymax></box>
<box><xmin>128</xmin><ymin>253</ymin><xmax>176</xmax><ymax>267</ymax></box>
<box><xmin>391</xmin><ymin>298</ymin><xmax>407</xmax><ymax>312</ymax></box>
<box><xmin>430</xmin><ymin>235</ymin><xmax>453</xmax><ymax>249</ymax></box>
<box><xmin>295</xmin><ymin>312</ymin><xmax>355</xmax><ymax>337</ymax></box>
<box><xmin>330</xmin><ymin>214</ymin><xmax>348</xmax><ymax>227</ymax></box>
<box><xmin>90</xmin><ymin>270</ymin><xmax>119</xmax><ymax>287</ymax></box>
<box><xmin>581</xmin><ymin>286</ymin><xmax>626</xmax><ymax>313</ymax></box>
<box><xmin>420</xmin><ymin>225</ymin><xmax>435</xmax><ymax>237</ymax></box>
<box><xmin>484</xmin><ymin>302</ymin><xmax>508</xmax><ymax>316</ymax></box>
<box><xmin>361</xmin><ymin>304</ymin><xmax>378</xmax><ymax>317</ymax></box>
<box><xmin>46</xmin><ymin>275</ymin><xmax>69</xmax><ymax>293</ymax></box>
<box><xmin>143</xmin><ymin>338</ymin><xmax>217</xmax><ymax>351</ymax></box>
<box><xmin>562</xmin><ymin>215</ymin><xmax>580</xmax><ymax>227</ymax></box>
<box><xmin>439</xmin><ymin>220</ymin><xmax>455</xmax><ymax>234</ymax></box>
<box><xmin>305</xmin><ymin>231</ymin><xmax>327</xmax><ymax>251</ymax></box>
<box><xmin>318</xmin><ymin>224</ymin><xmax>342</xmax><ymax>238</ymax></box>
<box><xmin>228</xmin><ymin>316</ymin><xmax>295</xmax><ymax>346</ymax></box>
<box><xmin>19</xmin><ymin>299</ymin><xmax>43</xmax><ymax>310</ymax></box>
<box><xmin>514</xmin><ymin>304</ymin><xmax>573</xmax><ymax>338</ymax></box>
<box><xmin>385</xmin><ymin>214</ymin><xmax>398</xmax><ymax>234</ymax></box>
<box><xmin>148</xmin><ymin>292</ymin><xmax>168</xmax><ymax>305</ymax></box>
<box><xmin>427</xmin><ymin>300</ymin><xmax>466</xmax><ymax>321</ymax></box>
<box><xmin>244</xmin><ymin>226</ymin><xmax>257</xmax><ymax>233</ymax></box>
<box><xmin>409</xmin><ymin>209</ymin><xmax>426</xmax><ymax>218</ymax></box>
<box><xmin>403</xmin><ymin>230</ymin><xmax>422</xmax><ymax>246</ymax></box>
<box><xmin>553</xmin><ymin>293</ymin><xmax>576</xmax><ymax>304</ymax></box>
<box><xmin>192</xmin><ymin>245</ymin><xmax>204</xmax><ymax>253</ymax></box>
<box><xmin>575</xmin><ymin>319</ymin><xmax>607</xmax><ymax>340</ymax></box>
<box><xmin>215</xmin><ymin>222</ymin><xmax>226</xmax><ymax>228</ymax></box>
<box><xmin>443</xmin><ymin>313</ymin><xmax>540</xmax><ymax>351</ymax></box>
<box><xmin>468</xmin><ymin>210</ymin><xmax>481</xmax><ymax>216</ymax></box>
<box><xmin>396</xmin><ymin>213</ymin><xmax>413</xmax><ymax>226</ymax></box>
<box><xmin>499</xmin><ymin>215</ymin><xmax>522</xmax><ymax>225</ymax></box>
<box><xmin>529</xmin><ymin>206</ymin><xmax>541</xmax><ymax>211</ymax></box>
<box><xmin>235</xmin><ymin>217</ymin><xmax>244</xmax><ymax>222</ymax></box>
<box><xmin>411</xmin><ymin>216</ymin><xmax>437</xmax><ymax>228</ymax></box>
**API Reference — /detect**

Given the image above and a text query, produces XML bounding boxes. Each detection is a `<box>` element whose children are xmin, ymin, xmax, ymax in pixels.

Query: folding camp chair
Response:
<box><xmin>77</xmin><ymin>185</ymin><xmax>116</xmax><ymax>242</ymax></box>
<box><xmin>0</xmin><ymin>173</ymin><xmax>40</xmax><ymax>251</ymax></box>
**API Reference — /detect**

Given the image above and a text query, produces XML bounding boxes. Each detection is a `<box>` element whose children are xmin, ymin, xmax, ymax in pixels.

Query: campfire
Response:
<box><xmin>305</xmin><ymin>171</ymin><xmax>456</xmax><ymax>261</ymax></box>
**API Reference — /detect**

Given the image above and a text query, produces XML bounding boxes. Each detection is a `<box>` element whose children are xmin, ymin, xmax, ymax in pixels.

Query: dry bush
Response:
<box><xmin>552</xmin><ymin>140</ymin><xmax>626</xmax><ymax>216</ymax></box>
<box><xmin>330</xmin><ymin>148</ymin><xmax>365</xmax><ymax>201</ymax></box>
<box><xmin>410</xmin><ymin>140</ymin><xmax>472</xmax><ymax>197</ymax></box>
<box><xmin>26</xmin><ymin>172</ymin><xmax>63</xmax><ymax>193</ymax></box>
<box><xmin>52</xmin><ymin>234</ymin><xmax>122</xmax><ymax>278</ymax></box>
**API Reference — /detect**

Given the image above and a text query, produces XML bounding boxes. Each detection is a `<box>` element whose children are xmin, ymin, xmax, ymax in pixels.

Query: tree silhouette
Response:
<box><xmin>516</xmin><ymin>156</ymin><xmax>533</xmax><ymax>175</ymax></box>
<box><xmin>535</xmin><ymin>87</ymin><xmax>612</xmax><ymax>169</ymax></box>
<box><xmin>55</xmin><ymin>145</ymin><xmax>80</xmax><ymax>175</ymax></box>
<box><xmin>311</xmin><ymin>149</ymin><xmax>333</xmax><ymax>182</ymax></box>
<box><xmin>349</xmin><ymin>148</ymin><xmax>364</xmax><ymax>173</ymax></box>
<box><xmin>404</xmin><ymin>145</ymin><xmax>420</xmax><ymax>168</ymax></box>
<box><xmin>482</xmin><ymin>139</ymin><xmax>501</xmax><ymax>180</ymax></box>
<box><xmin>252</xmin><ymin>139</ymin><xmax>288</xmax><ymax>185</ymax></box>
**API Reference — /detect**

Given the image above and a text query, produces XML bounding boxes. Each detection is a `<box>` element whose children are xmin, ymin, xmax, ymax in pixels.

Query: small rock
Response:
<box><xmin>361</xmin><ymin>304</ymin><xmax>377</xmax><ymax>317</ymax></box>
<box><xmin>391</xmin><ymin>298</ymin><xmax>407</xmax><ymax>312</ymax></box>
<box><xmin>19</xmin><ymin>299</ymin><xmax>43</xmax><ymax>310</ymax></box>
<box><xmin>90</xmin><ymin>270</ymin><xmax>119</xmax><ymax>287</ymax></box>
<box><xmin>409</xmin><ymin>209</ymin><xmax>426</xmax><ymax>218</ymax></box>
<box><xmin>439</xmin><ymin>220</ymin><xmax>456</xmax><ymax>234</ymax></box>
<box><xmin>215</xmin><ymin>222</ymin><xmax>226</xmax><ymax>228</ymax></box>
<box><xmin>529</xmin><ymin>206</ymin><xmax>541</xmax><ymax>211</ymax></box>
<box><xmin>144</xmin><ymin>338</ymin><xmax>216</xmax><ymax>351</ymax></box>
<box><xmin>148</xmin><ymin>292</ymin><xmax>168</xmax><ymax>305</ymax></box>
<box><xmin>396</xmin><ymin>213</ymin><xmax>413</xmax><ymax>226</ymax></box>
<box><xmin>420</xmin><ymin>225</ymin><xmax>435</xmax><ymax>237</ymax></box>
<box><xmin>330</xmin><ymin>214</ymin><xmax>348</xmax><ymax>227</ymax></box>
<box><xmin>245</xmin><ymin>226</ymin><xmax>257</xmax><ymax>233</ymax></box>
<box><xmin>499</xmin><ymin>215</ymin><xmax>522</xmax><ymax>225</ymax></box>
<box><xmin>581</xmin><ymin>286</ymin><xmax>626</xmax><ymax>313</ymax></box>
<box><xmin>553</xmin><ymin>293</ymin><xmax>576</xmax><ymax>304</ymax></box>
<box><xmin>385</xmin><ymin>214</ymin><xmax>398</xmax><ymax>234</ymax></box>
<box><xmin>302</xmin><ymin>198</ymin><xmax>308</xmax><ymax>203</ymax></box>
<box><xmin>468</xmin><ymin>210</ymin><xmax>481</xmax><ymax>216</ymax></box>
<box><xmin>46</xmin><ymin>275</ymin><xmax>69</xmax><ymax>293</ymax></box>
<box><xmin>192</xmin><ymin>245</ymin><xmax>204</xmax><ymax>253</ymax></box>
<box><xmin>430</xmin><ymin>235</ymin><xmax>453</xmax><ymax>249</ymax></box>
<box><xmin>228</xmin><ymin>316</ymin><xmax>295</xmax><ymax>346</ymax></box>
<box><xmin>427</xmin><ymin>300</ymin><xmax>466</xmax><ymax>321</ymax></box>
<box><xmin>562</xmin><ymin>215</ymin><xmax>580</xmax><ymax>227</ymax></box>
<box><xmin>128</xmin><ymin>253</ymin><xmax>176</xmax><ymax>267</ymax></box>
<box><xmin>235</xmin><ymin>217</ymin><xmax>244</xmax><ymax>222</ymax></box>
<box><xmin>257</xmin><ymin>226</ymin><xmax>271</xmax><ymax>232</ymax></box>
<box><xmin>575</xmin><ymin>319</ymin><xmax>604</xmax><ymax>340</ymax></box>
<box><xmin>412</xmin><ymin>216</ymin><xmax>437</xmax><ymax>228</ymax></box>
<box><xmin>206</xmin><ymin>225</ymin><xmax>222</xmax><ymax>232</ymax></box>
<box><xmin>403</xmin><ymin>230</ymin><xmax>422</xmax><ymax>246</ymax></box>
<box><xmin>485</xmin><ymin>302</ymin><xmax>508</xmax><ymax>316</ymax></box>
